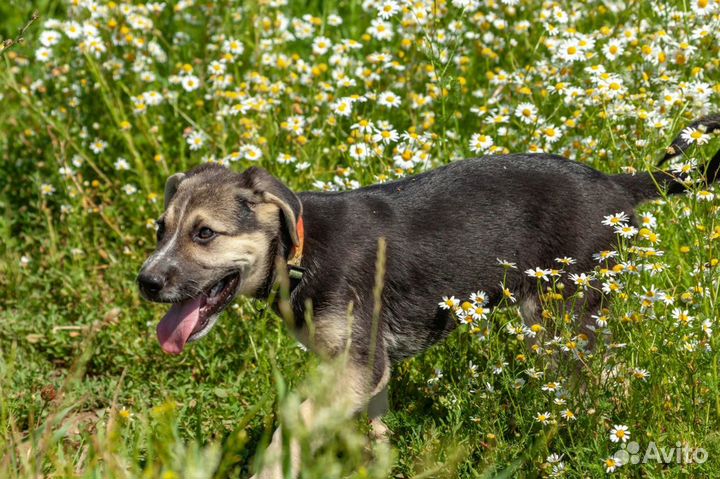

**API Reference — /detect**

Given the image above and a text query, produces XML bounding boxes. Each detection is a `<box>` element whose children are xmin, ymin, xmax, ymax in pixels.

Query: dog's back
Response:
<box><xmin>296</xmin><ymin>154</ymin><xmax>639</xmax><ymax>359</ymax></box>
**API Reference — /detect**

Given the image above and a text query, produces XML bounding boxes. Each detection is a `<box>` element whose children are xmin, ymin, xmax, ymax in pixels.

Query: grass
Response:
<box><xmin>1</xmin><ymin>0</ymin><xmax>719</xmax><ymax>477</ymax></box>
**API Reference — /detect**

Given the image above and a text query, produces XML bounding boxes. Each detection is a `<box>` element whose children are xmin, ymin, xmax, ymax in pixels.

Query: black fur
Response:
<box><xmin>273</xmin><ymin>117</ymin><xmax>720</xmax><ymax>375</ymax></box>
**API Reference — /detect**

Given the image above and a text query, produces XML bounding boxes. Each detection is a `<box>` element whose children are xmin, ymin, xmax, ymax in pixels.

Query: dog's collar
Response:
<box><xmin>287</xmin><ymin>216</ymin><xmax>305</xmax><ymax>281</ymax></box>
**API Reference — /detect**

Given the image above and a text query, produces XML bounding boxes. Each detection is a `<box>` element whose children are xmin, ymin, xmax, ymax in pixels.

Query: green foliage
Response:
<box><xmin>1</xmin><ymin>0</ymin><xmax>720</xmax><ymax>477</ymax></box>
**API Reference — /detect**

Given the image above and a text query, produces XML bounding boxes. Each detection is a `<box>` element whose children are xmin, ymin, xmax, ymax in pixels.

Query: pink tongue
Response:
<box><xmin>156</xmin><ymin>297</ymin><xmax>204</xmax><ymax>355</ymax></box>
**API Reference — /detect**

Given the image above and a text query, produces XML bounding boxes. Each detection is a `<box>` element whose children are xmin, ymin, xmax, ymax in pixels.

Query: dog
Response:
<box><xmin>138</xmin><ymin>114</ymin><xmax>719</xmax><ymax>477</ymax></box>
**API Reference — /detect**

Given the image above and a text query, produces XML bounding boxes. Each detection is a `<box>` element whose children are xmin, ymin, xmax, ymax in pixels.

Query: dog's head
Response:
<box><xmin>137</xmin><ymin>164</ymin><xmax>301</xmax><ymax>354</ymax></box>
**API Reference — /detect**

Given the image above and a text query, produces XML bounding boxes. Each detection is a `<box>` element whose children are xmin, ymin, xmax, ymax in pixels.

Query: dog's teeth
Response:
<box><xmin>210</xmin><ymin>281</ymin><xmax>224</xmax><ymax>297</ymax></box>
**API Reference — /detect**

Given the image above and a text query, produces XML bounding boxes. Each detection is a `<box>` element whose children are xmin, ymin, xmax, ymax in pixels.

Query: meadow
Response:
<box><xmin>1</xmin><ymin>0</ymin><xmax>720</xmax><ymax>477</ymax></box>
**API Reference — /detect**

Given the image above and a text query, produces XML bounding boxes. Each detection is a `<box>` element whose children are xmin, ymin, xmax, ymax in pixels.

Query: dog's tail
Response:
<box><xmin>612</xmin><ymin>113</ymin><xmax>720</xmax><ymax>203</ymax></box>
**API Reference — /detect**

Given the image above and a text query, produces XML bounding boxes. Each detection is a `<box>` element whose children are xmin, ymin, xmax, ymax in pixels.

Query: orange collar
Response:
<box><xmin>287</xmin><ymin>216</ymin><xmax>304</xmax><ymax>267</ymax></box>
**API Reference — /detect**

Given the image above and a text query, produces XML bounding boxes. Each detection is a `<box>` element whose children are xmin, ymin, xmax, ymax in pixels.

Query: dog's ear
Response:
<box><xmin>241</xmin><ymin>167</ymin><xmax>302</xmax><ymax>245</ymax></box>
<box><xmin>164</xmin><ymin>173</ymin><xmax>185</xmax><ymax>208</ymax></box>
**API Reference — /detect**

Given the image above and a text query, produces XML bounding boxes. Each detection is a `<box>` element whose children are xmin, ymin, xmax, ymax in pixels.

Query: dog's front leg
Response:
<box><xmin>251</xmin><ymin>400</ymin><xmax>309</xmax><ymax>479</ymax></box>
<box><xmin>367</xmin><ymin>384</ymin><xmax>391</xmax><ymax>441</ymax></box>
<box><xmin>252</xmin><ymin>349</ymin><xmax>390</xmax><ymax>479</ymax></box>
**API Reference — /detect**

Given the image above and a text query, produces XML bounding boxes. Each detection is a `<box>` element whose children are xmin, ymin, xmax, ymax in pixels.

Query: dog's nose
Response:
<box><xmin>137</xmin><ymin>272</ymin><xmax>165</xmax><ymax>297</ymax></box>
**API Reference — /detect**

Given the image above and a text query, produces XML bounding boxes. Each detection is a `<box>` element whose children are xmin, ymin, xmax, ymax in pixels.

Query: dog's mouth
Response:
<box><xmin>156</xmin><ymin>272</ymin><xmax>241</xmax><ymax>355</ymax></box>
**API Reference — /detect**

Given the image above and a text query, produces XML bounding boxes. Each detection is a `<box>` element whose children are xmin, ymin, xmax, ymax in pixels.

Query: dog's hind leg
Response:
<box><xmin>520</xmin><ymin>295</ymin><xmax>542</xmax><ymax>328</ymax></box>
<box><xmin>519</xmin><ymin>295</ymin><xmax>551</xmax><ymax>353</ymax></box>
<box><xmin>566</xmin><ymin>289</ymin><xmax>605</xmax><ymax>351</ymax></box>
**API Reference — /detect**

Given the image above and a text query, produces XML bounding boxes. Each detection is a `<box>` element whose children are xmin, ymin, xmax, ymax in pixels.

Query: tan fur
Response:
<box><xmin>520</xmin><ymin>297</ymin><xmax>541</xmax><ymax>326</ymax></box>
<box><xmin>253</xmin><ymin>202</ymin><xmax>282</xmax><ymax>230</ymax></box>
<box><xmin>169</xmin><ymin>230</ymin><xmax>275</xmax><ymax>298</ymax></box>
<box><xmin>184</xmin><ymin>207</ymin><xmax>243</xmax><ymax>234</ymax></box>
<box><xmin>369</xmin><ymin>417</ymin><xmax>391</xmax><ymax>442</ymax></box>
<box><xmin>292</xmin><ymin>309</ymin><xmax>355</xmax><ymax>357</ymax></box>
<box><xmin>210</xmin><ymin>232</ymin><xmax>273</xmax><ymax>296</ymax></box>
<box><xmin>262</xmin><ymin>192</ymin><xmax>300</xmax><ymax>245</ymax></box>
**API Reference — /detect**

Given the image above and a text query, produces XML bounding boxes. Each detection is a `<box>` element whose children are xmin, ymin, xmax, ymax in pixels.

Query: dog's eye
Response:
<box><xmin>196</xmin><ymin>227</ymin><xmax>216</xmax><ymax>242</ymax></box>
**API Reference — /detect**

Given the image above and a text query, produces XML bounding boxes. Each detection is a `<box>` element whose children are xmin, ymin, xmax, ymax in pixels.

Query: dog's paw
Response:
<box><xmin>249</xmin><ymin>470</ymin><xmax>279</xmax><ymax>479</ymax></box>
<box><xmin>369</xmin><ymin>417</ymin><xmax>392</xmax><ymax>443</ymax></box>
